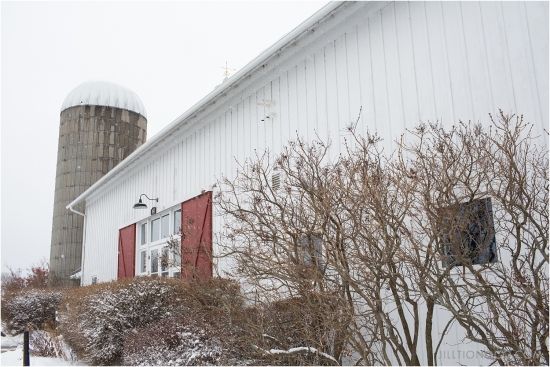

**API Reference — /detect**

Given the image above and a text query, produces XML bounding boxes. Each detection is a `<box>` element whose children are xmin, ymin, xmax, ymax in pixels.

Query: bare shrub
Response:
<box><xmin>178</xmin><ymin>277</ymin><xmax>244</xmax><ymax>312</ymax></box>
<box><xmin>245</xmin><ymin>297</ymin><xmax>342</xmax><ymax>366</ymax></box>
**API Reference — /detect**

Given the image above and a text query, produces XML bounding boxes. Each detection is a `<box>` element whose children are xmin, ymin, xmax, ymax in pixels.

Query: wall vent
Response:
<box><xmin>272</xmin><ymin>173</ymin><xmax>281</xmax><ymax>190</ymax></box>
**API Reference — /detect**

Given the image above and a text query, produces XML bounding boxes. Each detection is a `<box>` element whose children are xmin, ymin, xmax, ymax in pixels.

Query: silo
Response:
<box><xmin>50</xmin><ymin>81</ymin><xmax>147</xmax><ymax>285</ymax></box>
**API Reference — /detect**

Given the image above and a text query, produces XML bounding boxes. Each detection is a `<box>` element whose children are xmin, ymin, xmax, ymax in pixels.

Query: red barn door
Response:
<box><xmin>180</xmin><ymin>191</ymin><xmax>212</xmax><ymax>280</ymax></box>
<box><xmin>118</xmin><ymin>224</ymin><xmax>136</xmax><ymax>279</ymax></box>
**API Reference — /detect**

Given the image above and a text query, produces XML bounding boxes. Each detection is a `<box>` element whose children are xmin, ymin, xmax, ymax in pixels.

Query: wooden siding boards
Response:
<box><xmin>81</xmin><ymin>0</ymin><xmax>548</xmax><ymax>288</ymax></box>
<box><xmin>79</xmin><ymin>2</ymin><xmax>547</xmax><ymax>364</ymax></box>
<box><xmin>180</xmin><ymin>192</ymin><xmax>213</xmax><ymax>280</ymax></box>
<box><xmin>118</xmin><ymin>224</ymin><xmax>136</xmax><ymax>279</ymax></box>
<box><xmin>524</xmin><ymin>2</ymin><xmax>549</xmax><ymax>143</ymax></box>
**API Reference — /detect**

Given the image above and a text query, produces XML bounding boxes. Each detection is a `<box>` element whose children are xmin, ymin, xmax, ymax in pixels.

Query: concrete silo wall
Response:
<box><xmin>50</xmin><ymin>105</ymin><xmax>147</xmax><ymax>285</ymax></box>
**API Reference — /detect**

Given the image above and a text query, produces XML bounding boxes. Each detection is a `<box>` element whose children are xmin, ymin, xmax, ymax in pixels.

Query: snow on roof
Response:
<box><xmin>60</xmin><ymin>80</ymin><xmax>147</xmax><ymax>118</ymax></box>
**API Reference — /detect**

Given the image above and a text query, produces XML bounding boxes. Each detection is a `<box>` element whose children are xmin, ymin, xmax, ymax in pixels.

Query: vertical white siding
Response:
<box><xmin>82</xmin><ymin>2</ymin><xmax>547</xmax><ymax>364</ymax></box>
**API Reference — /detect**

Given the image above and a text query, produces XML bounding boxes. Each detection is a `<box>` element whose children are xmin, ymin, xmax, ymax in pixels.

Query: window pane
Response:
<box><xmin>151</xmin><ymin>219</ymin><xmax>160</xmax><ymax>242</ymax></box>
<box><xmin>161</xmin><ymin>247</ymin><xmax>168</xmax><ymax>272</ymax></box>
<box><xmin>299</xmin><ymin>235</ymin><xmax>324</xmax><ymax>271</ymax></box>
<box><xmin>175</xmin><ymin>250</ymin><xmax>181</xmax><ymax>267</ymax></box>
<box><xmin>173</xmin><ymin>210</ymin><xmax>181</xmax><ymax>235</ymax></box>
<box><xmin>161</xmin><ymin>247</ymin><xmax>169</xmax><ymax>277</ymax></box>
<box><xmin>151</xmin><ymin>249</ymin><xmax>158</xmax><ymax>274</ymax></box>
<box><xmin>140</xmin><ymin>251</ymin><xmax>147</xmax><ymax>273</ymax></box>
<box><xmin>141</xmin><ymin>224</ymin><xmax>146</xmax><ymax>246</ymax></box>
<box><xmin>161</xmin><ymin>214</ymin><xmax>170</xmax><ymax>238</ymax></box>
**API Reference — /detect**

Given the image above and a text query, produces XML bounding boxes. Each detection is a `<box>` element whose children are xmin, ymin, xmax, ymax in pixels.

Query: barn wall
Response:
<box><xmin>81</xmin><ymin>1</ymin><xmax>547</xmax><ymax>364</ymax></box>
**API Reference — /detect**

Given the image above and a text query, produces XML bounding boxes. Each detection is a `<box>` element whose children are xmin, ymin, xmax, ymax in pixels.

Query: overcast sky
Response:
<box><xmin>1</xmin><ymin>1</ymin><xmax>328</xmax><ymax>273</ymax></box>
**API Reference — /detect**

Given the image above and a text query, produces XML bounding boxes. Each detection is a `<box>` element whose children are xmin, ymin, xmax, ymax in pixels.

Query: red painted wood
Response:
<box><xmin>117</xmin><ymin>223</ymin><xmax>136</xmax><ymax>279</ymax></box>
<box><xmin>180</xmin><ymin>191</ymin><xmax>213</xmax><ymax>280</ymax></box>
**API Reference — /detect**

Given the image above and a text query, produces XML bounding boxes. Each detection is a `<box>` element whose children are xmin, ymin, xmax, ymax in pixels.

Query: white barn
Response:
<box><xmin>67</xmin><ymin>1</ymin><xmax>548</xmax><ymax>365</ymax></box>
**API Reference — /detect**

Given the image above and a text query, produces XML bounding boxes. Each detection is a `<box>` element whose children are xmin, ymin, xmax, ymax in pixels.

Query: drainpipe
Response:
<box><xmin>68</xmin><ymin>204</ymin><xmax>86</xmax><ymax>286</ymax></box>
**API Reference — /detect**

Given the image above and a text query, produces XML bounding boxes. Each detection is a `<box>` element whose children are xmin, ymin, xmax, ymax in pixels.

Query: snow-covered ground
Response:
<box><xmin>1</xmin><ymin>333</ymin><xmax>79</xmax><ymax>366</ymax></box>
<box><xmin>1</xmin><ymin>347</ymin><xmax>72</xmax><ymax>366</ymax></box>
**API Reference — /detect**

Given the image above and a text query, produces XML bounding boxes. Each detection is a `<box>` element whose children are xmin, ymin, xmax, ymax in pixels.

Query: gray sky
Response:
<box><xmin>1</xmin><ymin>1</ymin><xmax>328</xmax><ymax>273</ymax></box>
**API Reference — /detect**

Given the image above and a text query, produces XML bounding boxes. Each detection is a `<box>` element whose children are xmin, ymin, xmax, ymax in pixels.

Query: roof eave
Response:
<box><xmin>66</xmin><ymin>1</ymin><xmax>347</xmax><ymax>210</ymax></box>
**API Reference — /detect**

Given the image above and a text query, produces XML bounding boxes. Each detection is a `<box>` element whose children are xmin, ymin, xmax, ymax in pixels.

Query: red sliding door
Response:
<box><xmin>118</xmin><ymin>224</ymin><xmax>136</xmax><ymax>279</ymax></box>
<box><xmin>180</xmin><ymin>191</ymin><xmax>212</xmax><ymax>279</ymax></box>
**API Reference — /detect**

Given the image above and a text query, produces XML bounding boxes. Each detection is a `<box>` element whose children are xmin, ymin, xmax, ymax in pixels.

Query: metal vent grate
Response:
<box><xmin>272</xmin><ymin>173</ymin><xmax>281</xmax><ymax>190</ymax></box>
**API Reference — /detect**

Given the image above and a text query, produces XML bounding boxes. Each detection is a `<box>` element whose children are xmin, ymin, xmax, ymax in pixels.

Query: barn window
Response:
<box><xmin>440</xmin><ymin>198</ymin><xmax>497</xmax><ymax>267</ymax></box>
<box><xmin>91</xmin><ymin>276</ymin><xmax>97</xmax><ymax>284</ymax></box>
<box><xmin>140</xmin><ymin>223</ymin><xmax>146</xmax><ymax>246</ymax></box>
<box><xmin>173</xmin><ymin>209</ymin><xmax>181</xmax><ymax>235</ymax></box>
<box><xmin>161</xmin><ymin>247</ymin><xmax>169</xmax><ymax>277</ymax></box>
<box><xmin>135</xmin><ymin>204</ymin><xmax>184</xmax><ymax>278</ymax></box>
<box><xmin>150</xmin><ymin>249</ymin><xmax>159</xmax><ymax>276</ymax></box>
<box><xmin>297</xmin><ymin>234</ymin><xmax>324</xmax><ymax>272</ymax></box>
<box><xmin>151</xmin><ymin>218</ymin><xmax>160</xmax><ymax>242</ymax></box>
<box><xmin>161</xmin><ymin>214</ymin><xmax>170</xmax><ymax>238</ymax></box>
<box><xmin>140</xmin><ymin>251</ymin><xmax>146</xmax><ymax>273</ymax></box>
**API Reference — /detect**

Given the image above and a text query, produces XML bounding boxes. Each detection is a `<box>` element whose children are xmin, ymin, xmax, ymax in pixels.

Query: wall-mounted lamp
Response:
<box><xmin>133</xmin><ymin>194</ymin><xmax>158</xmax><ymax>210</ymax></box>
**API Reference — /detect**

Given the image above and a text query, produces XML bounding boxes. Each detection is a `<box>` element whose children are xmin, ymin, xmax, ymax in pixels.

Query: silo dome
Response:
<box><xmin>60</xmin><ymin>80</ymin><xmax>147</xmax><ymax>118</ymax></box>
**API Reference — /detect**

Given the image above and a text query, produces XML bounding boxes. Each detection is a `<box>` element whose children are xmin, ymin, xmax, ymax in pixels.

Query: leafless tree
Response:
<box><xmin>215</xmin><ymin>113</ymin><xmax>443</xmax><ymax>365</ymax></box>
<box><xmin>215</xmin><ymin>110</ymin><xmax>548</xmax><ymax>366</ymax></box>
<box><xmin>394</xmin><ymin>112</ymin><xmax>548</xmax><ymax>365</ymax></box>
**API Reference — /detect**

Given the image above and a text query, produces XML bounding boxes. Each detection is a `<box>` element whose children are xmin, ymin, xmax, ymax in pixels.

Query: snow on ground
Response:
<box><xmin>1</xmin><ymin>347</ymin><xmax>72</xmax><ymax>366</ymax></box>
<box><xmin>1</xmin><ymin>333</ymin><xmax>81</xmax><ymax>366</ymax></box>
<box><xmin>1</xmin><ymin>334</ymin><xmax>20</xmax><ymax>349</ymax></box>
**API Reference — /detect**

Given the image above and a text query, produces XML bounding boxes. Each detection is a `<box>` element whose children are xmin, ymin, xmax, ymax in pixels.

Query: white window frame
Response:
<box><xmin>136</xmin><ymin>204</ymin><xmax>182</xmax><ymax>278</ymax></box>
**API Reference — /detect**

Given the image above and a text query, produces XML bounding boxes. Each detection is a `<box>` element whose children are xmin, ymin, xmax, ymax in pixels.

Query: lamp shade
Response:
<box><xmin>133</xmin><ymin>198</ymin><xmax>148</xmax><ymax>209</ymax></box>
<box><xmin>133</xmin><ymin>194</ymin><xmax>158</xmax><ymax>209</ymax></box>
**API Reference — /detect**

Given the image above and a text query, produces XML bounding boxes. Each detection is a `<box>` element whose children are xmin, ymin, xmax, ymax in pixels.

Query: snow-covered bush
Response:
<box><xmin>1</xmin><ymin>288</ymin><xmax>64</xmax><ymax>333</ymax></box>
<box><xmin>122</xmin><ymin>311</ymin><xmax>247</xmax><ymax>366</ymax></box>
<box><xmin>57</xmin><ymin>277</ymin><xmax>188</xmax><ymax>365</ymax></box>
<box><xmin>29</xmin><ymin>328</ymin><xmax>74</xmax><ymax>361</ymax></box>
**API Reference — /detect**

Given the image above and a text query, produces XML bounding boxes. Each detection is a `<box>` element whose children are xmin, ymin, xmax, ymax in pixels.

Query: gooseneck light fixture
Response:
<box><xmin>133</xmin><ymin>194</ymin><xmax>158</xmax><ymax>209</ymax></box>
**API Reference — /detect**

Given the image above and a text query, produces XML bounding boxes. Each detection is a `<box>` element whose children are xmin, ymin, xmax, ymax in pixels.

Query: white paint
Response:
<box><xmin>60</xmin><ymin>80</ymin><xmax>147</xmax><ymax>117</ymax></box>
<box><xmin>72</xmin><ymin>2</ymin><xmax>548</xmax><ymax>365</ymax></box>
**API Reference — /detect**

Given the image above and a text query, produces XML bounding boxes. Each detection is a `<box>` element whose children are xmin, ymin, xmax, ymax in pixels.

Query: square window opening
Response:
<box><xmin>439</xmin><ymin>197</ymin><xmax>497</xmax><ymax>267</ymax></box>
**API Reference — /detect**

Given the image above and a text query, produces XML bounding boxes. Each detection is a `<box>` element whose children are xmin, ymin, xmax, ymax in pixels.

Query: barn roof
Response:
<box><xmin>61</xmin><ymin>80</ymin><xmax>147</xmax><ymax>118</ymax></box>
<box><xmin>67</xmin><ymin>1</ymin><xmax>389</xmax><ymax>210</ymax></box>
